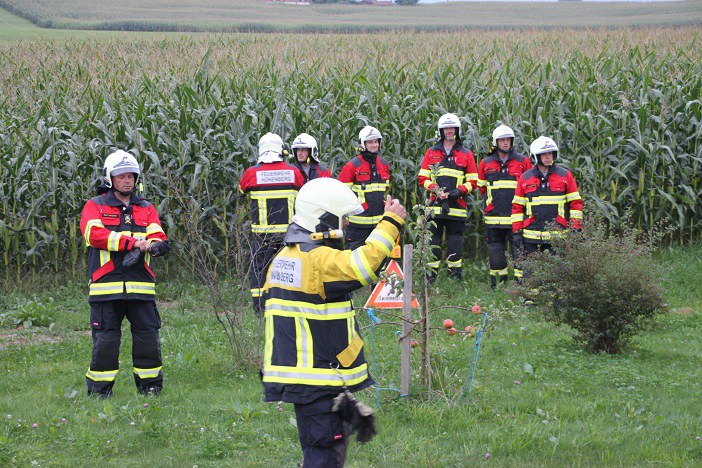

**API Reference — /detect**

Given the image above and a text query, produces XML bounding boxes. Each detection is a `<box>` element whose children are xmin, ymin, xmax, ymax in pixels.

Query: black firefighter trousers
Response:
<box><xmin>87</xmin><ymin>300</ymin><xmax>162</xmax><ymax>396</ymax></box>
<box><xmin>486</xmin><ymin>227</ymin><xmax>522</xmax><ymax>287</ymax></box>
<box><xmin>250</xmin><ymin>233</ymin><xmax>284</xmax><ymax>315</ymax></box>
<box><xmin>429</xmin><ymin>217</ymin><xmax>465</xmax><ymax>279</ymax></box>
<box><xmin>294</xmin><ymin>397</ymin><xmax>349</xmax><ymax>468</ymax></box>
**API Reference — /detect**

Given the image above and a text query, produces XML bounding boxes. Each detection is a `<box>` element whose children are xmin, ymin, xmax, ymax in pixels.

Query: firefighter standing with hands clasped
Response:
<box><xmin>512</xmin><ymin>136</ymin><xmax>583</xmax><ymax>261</ymax></box>
<box><xmin>477</xmin><ymin>124</ymin><xmax>533</xmax><ymax>287</ymax></box>
<box><xmin>417</xmin><ymin>113</ymin><xmax>478</xmax><ymax>280</ymax></box>
<box><xmin>80</xmin><ymin>150</ymin><xmax>170</xmax><ymax>397</ymax></box>
<box><xmin>261</xmin><ymin>177</ymin><xmax>407</xmax><ymax>467</ymax></box>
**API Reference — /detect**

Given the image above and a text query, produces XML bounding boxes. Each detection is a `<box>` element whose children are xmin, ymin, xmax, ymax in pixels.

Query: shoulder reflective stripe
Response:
<box><xmin>296</xmin><ymin>318</ymin><xmax>313</xmax><ymax>368</ymax></box>
<box><xmin>513</xmin><ymin>196</ymin><xmax>527</xmax><ymax>205</ymax></box>
<box><xmin>89</xmin><ymin>282</ymin><xmax>124</xmax><ymax>295</ymax></box>
<box><xmin>145</xmin><ymin>223</ymin><xmax>165</xmax><ymax>236</ymax></box>
<box><xmin>528</xmin><ymin>195</ymin><xmax>567</xmax><ymax>205</ymax></box>
<box><xmin>86</xmin><ymin>368</ymin><xmax>119</xmax><ymax>382</ymax></box>
<box><xmin>107</xmin><ymin>231</ymin><xmax>122</xmax><ymax>251</ymax></box>
<box><xmin>133</xmin><ymin>366</ymin><xmax>162</xmax><ymax>379</ymax></box>
<box><xmin>491</xmin><ymin>180</ymin><xmax>518</xmax><ymax>189</ymax></box>
<box><xmin>366</xmin><ymin>230</ymin><xmax>394</xmax><ymax>255</ymax></box>
<box><xmin>252</xmin><ymin>225</ymin><xmax>288</xmax><ymax>233</ymax></box>
<box><xmin>350</xmin><ymin>249</ymin><xmax>377</xmax><ymax>286</ymax></box>
<box><xmin>565</xmin><ymin>191</ymin><xmax>582</xmax><ymax>202</ymax></box>
<box><xmin>250</xmin><ymin>190</ymin><xmax>299</xmax><ymax>199</ymax></box>
<box><xmin>484</xmin><ymin>216</ymin><xmax>512</xmax><ymax>225</ymax></box>
<box><xmin>353</xmin><ymin>183</ymin><xmax>388</xmax><ymax>193</ymax></box>
<box><xmin>348</xmin><ymin>215</ymin><xmax>383</xmax><ymax>225</ymax></box>
<box><xmin>125</xmin><ymin>282</ymin><xmax>156</xmax><ymax>295</ymax></box>
<box><xmin>570</xmin><ymin>210</ymin><xmax>583</xmax><ymax>219</ymax></box>
<box><xmin>84</xmin><ymin>219</ymin><xmax>104</xmax><ymax>244</ymax></box>
<box><xmin>437</xmin><ymin>168</ymin><xmax>464</xmax><ymax>178</ymax></box>
<box><xmin>262</xmin><ymin>364</ymin><xmax>368</xmax><ymax>386</ymax></box>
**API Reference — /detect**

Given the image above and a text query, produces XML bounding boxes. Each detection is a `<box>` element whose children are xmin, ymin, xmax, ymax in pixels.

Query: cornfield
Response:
<box><xmin>1</xmin><ymin>29</ymin><xmax>700</xmax><ymax>281</ymax></box>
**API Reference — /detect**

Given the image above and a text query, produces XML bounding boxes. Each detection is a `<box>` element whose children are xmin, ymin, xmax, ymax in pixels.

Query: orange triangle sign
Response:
<box><xmin>364</xmin><ymin>260</ymin><xmax>420</xmax><ymax>309</ymax></box>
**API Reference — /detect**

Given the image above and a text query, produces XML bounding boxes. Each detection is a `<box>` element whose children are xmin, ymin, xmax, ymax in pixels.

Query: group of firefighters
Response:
<box><xmin>79</xmin><ymin>113</ymin><xmax>582</xmax><ymax>467</ymax></box>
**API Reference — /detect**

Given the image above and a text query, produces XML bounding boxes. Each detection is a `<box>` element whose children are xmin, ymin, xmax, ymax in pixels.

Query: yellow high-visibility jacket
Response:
<box><xmin>262</xmin><ymin>212</ymin><xmax>404</xmax><ymax>404</ymax></box>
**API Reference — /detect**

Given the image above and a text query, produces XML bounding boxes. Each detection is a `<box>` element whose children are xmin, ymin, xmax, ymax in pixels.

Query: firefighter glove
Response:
<box><xmin>149</xmin><ymin>240</ymin><xmax>172</xmax><ymax>257</ymax></box>
<box><xmin>122</xmin><ymin>248</ymin><xmax>143</xmax><ymax>268</ymax></box>
<box><xmin>332</xmin><ymin>390</ymin><xmax>377</xmax><ymax>444</ymax></box>
<box><xmin>447</xmin><ymin>188</ymin><xmax>463</xmax><ymax>201</ymax></box>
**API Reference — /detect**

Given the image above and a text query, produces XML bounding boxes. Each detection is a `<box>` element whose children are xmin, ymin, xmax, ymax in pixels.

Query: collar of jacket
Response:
<box><xmin>488</xmin><ymin>148</ymin><xmax>516</xmax><ymax>162</ymax></box>
<box><xmin>360</xmin><ymin>151</ymin><xmax>378</xmax><ymax>163</ymax></box>
<box><xmin>431</xmin><ymin>139</ymin><xmax>464</xmax><ymax>153</ymax></box>
<box><xmin>284</xmin><ymin>223</ymin><xmax>320</xmax><ymax>244</ymax></box>
<box><xmin>105</xmin><ymin>189</ymin><xmax>144</xmax><ymax>207</ymax></box>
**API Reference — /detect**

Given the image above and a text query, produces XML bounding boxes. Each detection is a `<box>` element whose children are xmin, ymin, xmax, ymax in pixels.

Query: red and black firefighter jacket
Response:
<box><xmin>477</xmin><ymin>149</ymin><xmax>533</xmax><ymax>228</ymax></box>
<box><xmin>293</xmin><ymin>160</ymin><xmax>332</xmax><ymax>184</ymax></box>
<box><xmin>80</xmin><ymin>190</ymin><xmax>168</xmax><ymax>302</ymax></box>
<box><xmin>512</xmin><ymin>165</ymin><xmax>583</xmax><ymax>244</ymax></box>
<box><xmin>417</xmin><ymin>141</ymin><xmax>478</xmax><ymax>220</ymax></box>
<box><xmin>337</xmin><ymin>152</ymin><xmax>390</xmax><ymax>228</ymax></box>
<box><xmin>238</xmin><ymin>161</ymin><xmax>305</xmax><ymax>234</ymax></box>
<box><xmin>262</xmin><ymin>212</ymin><xmax>405</xmax><ymax>404</ymax></box>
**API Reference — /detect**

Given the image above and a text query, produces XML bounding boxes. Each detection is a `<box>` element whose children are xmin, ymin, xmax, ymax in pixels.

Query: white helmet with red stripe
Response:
<box><xmin>529</xmin><ymin>136</ymin><xmax>559</xmax><ymax>166</ymax></box>
<box><xmin>103</xmin><ymin>150</ymin><xmax>140</xmax><ymax>188</ymax></box>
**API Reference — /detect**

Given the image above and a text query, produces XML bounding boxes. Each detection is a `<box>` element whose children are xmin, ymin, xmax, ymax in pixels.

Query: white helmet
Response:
<box><xmin>437</xmin><ymin>113</ymin><xmax>461</xmax><ymax>140</ymax></box>
<box><xmin>358</xmin><ymin>126</ymin><xmax>383</xmax><ymax>150</ymax></box>
<box><xmin>103</xmin><ymin>150</ymin><xmax>140</xmax><ymax>188</ymax></box>
<box><xmin>492</xmin><ymin>124</ymin><xmax>515</xmax><ymax>147</ymax></box>
<box><xmin>258</xmin><ymin>132</ymin><xmax>284</xmax><ymax>163</ymax></box>
<box><xmin>292</xmin><ymin>178</ymin><xmax>364</xmax><ymax>233</ymax></box>
<box><xmin>529</xmin><ymin>136</ymin><xmax>559</xmax><ymax>166</ymax></box>
<box><xmin>291</xmin><ymin>133</ymin><xmax>319</xmax><ymax>162</ymax></box>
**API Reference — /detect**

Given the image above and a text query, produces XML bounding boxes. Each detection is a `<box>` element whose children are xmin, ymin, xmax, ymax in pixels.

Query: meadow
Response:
<box><xmin>1</xmin><ymin>0</ymin><xmax>701</xmax><ymax>31</ymax></box>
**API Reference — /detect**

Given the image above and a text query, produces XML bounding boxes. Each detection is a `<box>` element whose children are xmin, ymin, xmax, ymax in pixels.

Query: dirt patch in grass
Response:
<box><xmin>670</xmin><ymin>307</ymin><xmax>695</xmax><ymax>315</ymax></box>
<box><xmin>0</xmin><ymin>330</ymin><xmax>88</xmax><ymax>350</ymax></box>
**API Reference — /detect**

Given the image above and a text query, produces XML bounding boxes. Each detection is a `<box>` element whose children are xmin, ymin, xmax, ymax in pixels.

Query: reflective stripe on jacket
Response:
<box><xmin>80</xmin><ymin>190</ymin><xmax>167</xmax><ymax>302</ymax></box>
<box><xmin>477</xmin><ymin>150</ymin><xmax>532</xmax><ymax>227</ymax></box>
<box><xmin>417</xmin><ymin>141</ymin><xmax>478</xmax><ymax>221</ymax></box>
<box><xmin>262</xmin><ymin>212</ymin><xmax>404</xmax><ymax>404</ymax></box>
<box><xmin>512</xmin><ymin>166</ymin><xmax>583</xmax><ymax>243</ymax></box>
<box><xmin>238</xmin><ymin>161</ymin><xmax>305</xmax><ymax>233</ymax></box>
<box><xmin>337</xmin><ymin>153</ymin><xmax>390</xmax><ymax>227</ymax></box>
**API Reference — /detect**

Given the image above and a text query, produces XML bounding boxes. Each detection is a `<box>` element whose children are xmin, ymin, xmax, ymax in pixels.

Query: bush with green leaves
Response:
<box><xmin>520</xmin><ymin>218</ymin><xmax>667</xmax><ymax>354</ymax></box>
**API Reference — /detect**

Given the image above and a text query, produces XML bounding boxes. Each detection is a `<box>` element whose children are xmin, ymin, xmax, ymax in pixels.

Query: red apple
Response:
<box><xmin>464</xmin><ymin>325</ymin><xmax>472</xmax><ymax>333</ymax></box>
<box><xmin>472</xmin><ymin>304</ymin><xmax>482</xmax><ymax>314</ymax></box>
<box><xmin>410</xmin><ymin>339</ymin><xmax>420</xmax><ymax>348</ymax></box>
<box><xmin>447</xmin><ymin>327</ymin><xmax>457</xmax><ymax>336</ymax></box>
<box><xmin>443</xmin><ymin>319</ymin><xmax>454</xmax><ymax>329</ymax></box>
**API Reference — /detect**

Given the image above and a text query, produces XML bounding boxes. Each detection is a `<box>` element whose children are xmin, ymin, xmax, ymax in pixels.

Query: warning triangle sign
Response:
<box><xmin>364</xmin><ymin>260</ymin><xmax>420</xmax><ymax>309</ymax></box>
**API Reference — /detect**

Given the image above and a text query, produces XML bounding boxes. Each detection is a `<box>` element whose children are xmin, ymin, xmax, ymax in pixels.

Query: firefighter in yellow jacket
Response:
<box><xmin>262</xmin><ymin>177</ymin><xmax>407</xmax><ymax>467</ymax></box>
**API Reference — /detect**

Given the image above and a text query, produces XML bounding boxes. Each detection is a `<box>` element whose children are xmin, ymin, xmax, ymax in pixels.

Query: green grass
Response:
<box><xmin>1</xmin><ymin>243</ymin><xmax>700</xmax><ymax>466</ymax></box>
<box><xmin>1</xmin><ymin>0</ymin><xmax>701</xmax><ymax>33</ymax></box>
